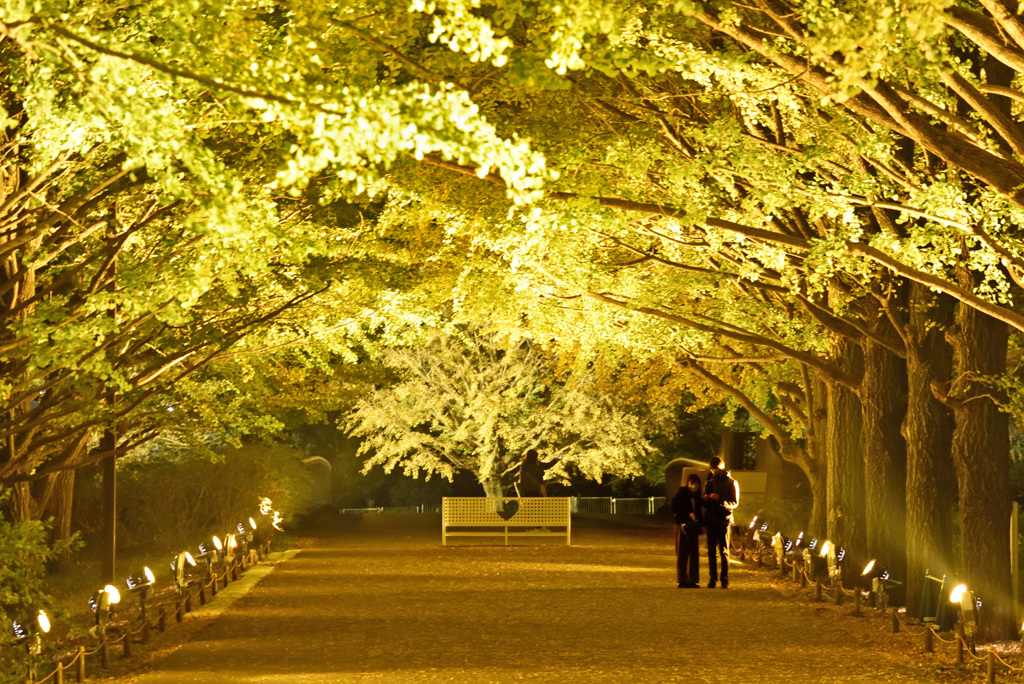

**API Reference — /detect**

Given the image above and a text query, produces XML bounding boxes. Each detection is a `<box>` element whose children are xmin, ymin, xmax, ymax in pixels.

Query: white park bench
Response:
<box><xmin>442</xmin><ymin>497</ymin><xmax>571</xmax><ymax>546</ymax></box>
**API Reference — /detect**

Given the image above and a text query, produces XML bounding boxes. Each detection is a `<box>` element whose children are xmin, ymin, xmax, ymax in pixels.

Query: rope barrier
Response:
<box><xmin>12</xmin><ymin>538</ymin><xmax>278</xmax><ymax>684</ymax></box>
<box><xmin>735</xmin><ymin>538</ymin><xmax>1024</xmax><ymax>682</ymax></box>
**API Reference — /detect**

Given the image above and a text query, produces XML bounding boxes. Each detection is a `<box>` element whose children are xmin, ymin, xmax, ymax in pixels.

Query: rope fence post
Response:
<box><xmin>123</xmin><ymin>633</ymin><xmax>132</xmax><ymax>659</ymax></box>
<box><xmin>55</xmin><ymin>660</ymin><xmax>63</xmax><ymax>684</ymax></box>
<box><xmin>159</xmin><ymin>607</ymin><xmax>167</xmax><ymax>632</ymax></box>
<box><xmin>955</xmin><ymin>632</ymin><xmax>964</xmax><ymax>666</ymax></box>
<box><xmin>816</xmin><ymin>581</ymin><xmax>823</xmax><ymax>601</ymax></box>
<box><xmin>892</xmin><ymin>612</ymin><xmax>899</xmax><ymax>633</ymax></box>
<box><xmin>76</xmin><ymin>646</ymin><xmax>85</xmax><ymax>682</ymax></box>
<box><xmin>924</xmin><ymin>627</ymin><xmax>934</xmax><ymax>654</ymax></box>
<box><xmin>100</xmin><ymin>637</ymin><xmax>110</xmax><ymax>669</ymax></box>
<box><xmin>142</xmin><ymin>619</ymin><xmax>151</xmax><ymax>645</ymax></box>
<box><xmin>987</xmin><ymin>651</ymin><xmax>996</xmax><ymax>683</ymax></box>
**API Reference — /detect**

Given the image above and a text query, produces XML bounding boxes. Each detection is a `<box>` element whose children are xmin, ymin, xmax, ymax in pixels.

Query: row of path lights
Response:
<box><xmin>9</xmin><ymin>499</ymin><xmax>285</xmax><ymax>683</ymax></box>
<box><xmin>737</xmin><ymin>516</ymin><xmax>1024</xmax><ymax>682</ymax></box>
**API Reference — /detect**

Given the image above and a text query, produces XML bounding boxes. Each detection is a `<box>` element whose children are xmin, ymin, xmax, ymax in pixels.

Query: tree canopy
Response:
<box><xmin>346</xmin><ymin>327</ymin><xmax>651</xmax><ymax>497</ymax></box>
<box><xmin>7</xmin><ymin>0</ymin><xmax>1024</xmax><ymax>639</ymax></box>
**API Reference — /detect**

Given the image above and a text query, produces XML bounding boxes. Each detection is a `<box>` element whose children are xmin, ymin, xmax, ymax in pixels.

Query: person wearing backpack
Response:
<box><xmin>703</xmin><ymin>456</ymin><xmax>739</xmax><ymax>588</ymax></box>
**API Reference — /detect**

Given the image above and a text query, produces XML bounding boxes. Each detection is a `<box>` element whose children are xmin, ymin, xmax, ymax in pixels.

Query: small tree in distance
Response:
<box><xmin>344</xmin><ymin>328</ymin><xmax>650</xmax><ymax>497</ymax></box>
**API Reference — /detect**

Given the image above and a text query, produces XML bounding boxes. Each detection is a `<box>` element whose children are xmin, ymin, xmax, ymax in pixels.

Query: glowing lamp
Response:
<box><xmin>103</xmin><ymin>585</ymin><xmax>121</xmax><ymax>604</ymax></box>
<box><xmin>249</xmin><ymin>517</ymin><xmax>257</xmax><ymax>530</ymax></box>
<box><xmin>36</xmin><ymin>611</ymin><xmax>49</xmax><ymax>634</ymax></box>
<box><xmin>950</xmin><ymin>584</ymin><xmax>967</xmax><ymax>604</ymax></box>
<box><xmin>819</xmin><ymin>540</ymin><xmax>833</xmax><ymax>558</ymax></box>
<box><xmin>862</xmin><ymin>560</ymin><xmax>876</xmax><ymax>576</ymax></box>
<box><xmin>213</xmin><ymin>536</ymin><xmax>223</xmax><ymax>551</ymax></box>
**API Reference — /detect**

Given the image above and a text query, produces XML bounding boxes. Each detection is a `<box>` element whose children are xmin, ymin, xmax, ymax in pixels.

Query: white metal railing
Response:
<box><xmin>340</xmin><ymin>504</ymin><xmax>442</xmax><ymax>515</ymax></box>
<box><xmin>570</xmin><ymin>496</ymin><xmax>666</xmax><ymax>515</ymax></box>
<box><xmin>338</xmin><ymin>498</ymin><xmax>667</xmax><ymax>517</ymax></box>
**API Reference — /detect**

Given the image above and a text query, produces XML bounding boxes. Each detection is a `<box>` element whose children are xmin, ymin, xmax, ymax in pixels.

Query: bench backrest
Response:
<box><xmin>442</xmin><ymin>497</ymin><xmax>570</xmax><ymax>526</ymax></box>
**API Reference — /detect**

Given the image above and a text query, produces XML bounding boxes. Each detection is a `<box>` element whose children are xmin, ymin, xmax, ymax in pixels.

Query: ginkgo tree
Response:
<box><xmin>345</xmin><ymin>327</ymin><xmax>652</xmax><ymax>497</ymax></box>
<box><xmin>12</xmin><ymin>0</ymin><xmax>1024</xmax><ymax>641</ymax></box>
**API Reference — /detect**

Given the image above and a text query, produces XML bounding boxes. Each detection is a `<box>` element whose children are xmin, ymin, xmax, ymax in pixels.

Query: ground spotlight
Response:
<box><xmin>88</xmin><ymin>585</ymin><xmax>121</xmax><ymax>639</ymax></box>
<box><xmin>12</xmin><ymin>609</ymin><xmax>50</xmax><ymax>680</ymax></box>
<box><xmin>127</xmin><ymin>566</ymin><xmax>156</xmax><ymax>621</ymax></box>
<box><xmin>949</xmin><ymin>583</ymin><xmax>979</xmax><ymax>642</ymax></box>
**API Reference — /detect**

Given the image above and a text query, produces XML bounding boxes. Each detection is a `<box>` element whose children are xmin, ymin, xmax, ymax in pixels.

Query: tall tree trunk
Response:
<box><xmin>5</xmin><ymin>480</ymin><xmax>33</xmax><ymax>522</ymax></box>
<box><xmin>947</xmin><ymin>297</ymin><xmax>1014</xmax><ymax>640</ymax></box>
<box><xmin>807</xmin><ymin>374</ymin><xmax>828</xmax><ymax>536</ymax></box>
<box><xmin>860</xmin><ymin>339</ymin><xmax>908</xmax><ymax>599</ymax></box>
<box><xmin>825</xmin><ymin>339</ymin><xmax>866</xmax><ymax>575</ymax></box>
<box><xmin>43</xmin><ymin>470</ymin><xmax>76</xmax><ymax>568</ymax></box>
<box><xmin>903</xmin><ymin>284</ymin><xmax>956</xmax><ymax>619</ymax></box>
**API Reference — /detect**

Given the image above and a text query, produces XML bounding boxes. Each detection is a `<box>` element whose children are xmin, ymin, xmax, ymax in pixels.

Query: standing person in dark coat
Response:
<box><xmin>703</xmin><ymin>456</ymin><xmax>739</xmax><ymax>588</ymax></box>
<box><xmin>672</xmin><ymin>473</ymin><xmax>704</xmax><ymax>588</ymax></box>
<box><xmin>517</xmin><ymin>449</ymin><xmax>548</xmax><ymax>497</ymax></box>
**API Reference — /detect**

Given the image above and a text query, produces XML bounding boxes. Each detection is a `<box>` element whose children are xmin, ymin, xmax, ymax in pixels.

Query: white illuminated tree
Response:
<box><xmin>345</xmin><ymin>328</ymin><xmax>649</xmax><ymax>497</ymax></box>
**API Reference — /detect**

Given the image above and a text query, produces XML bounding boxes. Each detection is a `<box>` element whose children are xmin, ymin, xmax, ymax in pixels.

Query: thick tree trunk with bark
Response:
<box><xmin>6</xmin><ymin>480</ymin><xmax>34</xmax><ymax>522</ymax></box>
<box><xmin>807</xmin><ymin>375</ymin><xmax>828</xmax><ymax>536</ymax></box>
<box><xmin>824</xmin><ymin>339</ymin><xmax>866</xmax><ymax>566</ymax></box>
<box><xmin>947</xmin><ymin>298</ymin><xmax>1014</xmax><ymax>640</ymax></box>
<box><xmin>481</xmin><ymin>476</ymin><xmax>505</xmax><ymax>499</ymax></box>
<box><xmin>859</xmin><ymin>339</ymin><xmax>908</xmax><ymax>599</ymax></box>
<box><xmin>41</xmin><ymin>470</ymin><xmax>76</xmax><ymax>567</ymax></box>
<box><xmin>903</xmin><ymin>285</ymin><xmax>956</xmax><ymax>619</ymax></box>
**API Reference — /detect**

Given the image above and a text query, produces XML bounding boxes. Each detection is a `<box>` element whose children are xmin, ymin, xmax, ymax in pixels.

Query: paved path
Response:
<box><xmin>127</xmin><ymin>516</ymin><xmax>938</xmax><ymax>683</ymax></box>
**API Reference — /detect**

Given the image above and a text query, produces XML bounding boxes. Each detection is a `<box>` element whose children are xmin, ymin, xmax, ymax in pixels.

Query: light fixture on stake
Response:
<box><xmin>818</xmin><ymin>540</ymin><xmax>842</xmax><ymax>584</ymax></box>
<box><xmin>88</xmin><ymin>584</ymin><xmax>121</xmax><ymax>639</ymax></box>
<box><xmin>950</xmin><ymin>584</ymin><xmax>980</xmax><ymax>649</ymax></box>
<box><xmin>126</xmin><ymin>566</ymin><xmax>156</xmax><ymax>621</ymax></box>
<box><xmin>771</xmin><ymin>532</ymin><xmax>786</xmax><ymax>567</ymax></box>
<box><xmin>12</xmin><ymin>609</ymin><xmax>50</xmax><ymax>681</ymax></box>
<box><xmin>196</xmin><ymin>539</ymin><xmax>220</xmax><ymax>587</ymax></box>
<box><xmin>802</xmin><ymin>538</ymin><xmax>820</xmax><ymax>578</ymax></box>
<box><xmin>223</xmin><ymin>533</ymin><xmax>238</xmax><ymax>560</ymax></box>
<box><xmin>171</xmin><ymin>551</ymin><xmax>196</xmax><ymax>598</ymax></box>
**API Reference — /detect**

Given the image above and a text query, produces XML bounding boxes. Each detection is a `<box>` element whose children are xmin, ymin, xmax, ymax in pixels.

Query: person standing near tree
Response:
<box><xmin>672</xmin><ymin>473</ymin><xmax>704</xmax><ymax>588</ymax></box>
<box><xmin>517</xmin><ymin>449</ymin><xmax>548</xmax><ymax>497</ymax></box>
<box><xmin>703</xmin><ymin>456</ymin><xmax>739</xmax><ymax>588</ymax></box>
